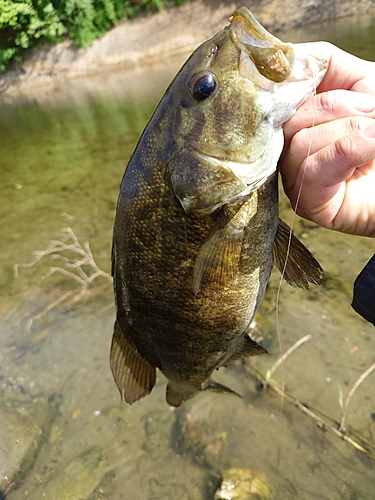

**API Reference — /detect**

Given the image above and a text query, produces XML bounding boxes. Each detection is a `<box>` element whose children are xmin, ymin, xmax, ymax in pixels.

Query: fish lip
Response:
<box><xmin>228</xmin><ymin>7</ymin><xmax>284</xmax><ymax>48</ymax></box>
<box><xmin>228</xmin><ymin>7</ymin><xmax>295</xmax><ymax>84</ymax></box>
<box><xmin>228</xmin><ymin>6</ymin><xmax>327</xmax><ymax>84</ymax></box>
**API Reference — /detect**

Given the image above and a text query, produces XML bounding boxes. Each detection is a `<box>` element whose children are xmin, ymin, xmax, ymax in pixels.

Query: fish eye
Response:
<box><xmin>190</xmin><ymin>72</ymin><xmax>218</xmax><ymax>101</ymax></box>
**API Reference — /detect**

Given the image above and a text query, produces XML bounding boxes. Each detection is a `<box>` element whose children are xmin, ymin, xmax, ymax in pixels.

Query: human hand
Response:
<box><xmin>280</xmin><ymin>42</ymin><xmax>375</xmax><ymax>237</ymax></box>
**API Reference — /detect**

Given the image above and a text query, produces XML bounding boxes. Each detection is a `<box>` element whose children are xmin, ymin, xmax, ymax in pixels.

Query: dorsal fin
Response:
<box><xmin>273</xmin><ymin>219</ymin><xmax>323</xmax><ymax>289</ymax></box>
<box><xmin>110</xmin><ymin>320</ymin><xmax>156</xmax><ymax>404</ymax></box>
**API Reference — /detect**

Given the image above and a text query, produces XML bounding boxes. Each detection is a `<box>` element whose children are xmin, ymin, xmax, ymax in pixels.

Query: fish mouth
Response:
<box><xmin>229</xmin><ymin>7</ymin><xmax>296</xmax><ymax>84</ymax></box>
<box><xmin>228</xmin><ymin>7</ymin><xmax>327</xmax><ymax>88</ymax></box>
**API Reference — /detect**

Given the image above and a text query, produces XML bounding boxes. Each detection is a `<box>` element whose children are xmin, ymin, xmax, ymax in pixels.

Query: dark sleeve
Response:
<box><xmin>351</xmin><ymin>254</ymin><xmax>375</xmax><ymax>326</ymax></box>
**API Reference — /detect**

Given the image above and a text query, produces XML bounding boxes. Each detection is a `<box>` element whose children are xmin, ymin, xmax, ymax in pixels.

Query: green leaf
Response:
<box><xmin>0</xmin><ymin>0</ymin><xmax>186</xmax><ymax>72</ymax></box>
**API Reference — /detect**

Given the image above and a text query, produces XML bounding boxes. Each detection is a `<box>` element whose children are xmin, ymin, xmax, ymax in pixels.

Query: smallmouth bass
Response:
<box><xmin>110</xmin><ymin>7</ymin><xmax>326</xmax><ymax>406</ymax></box>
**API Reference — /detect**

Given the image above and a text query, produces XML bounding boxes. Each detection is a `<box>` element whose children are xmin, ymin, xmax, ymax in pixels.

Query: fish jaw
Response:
<box><xmin>229</xmin><ymin>7</ymin><xmax>328</xmax><ymax>126</ymax></box>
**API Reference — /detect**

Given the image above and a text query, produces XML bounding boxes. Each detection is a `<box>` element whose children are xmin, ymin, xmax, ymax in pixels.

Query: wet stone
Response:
<box><xmin>214</xmin><ymin>468</ymin><xmax>273</xmax><ymax>500</ymax></box>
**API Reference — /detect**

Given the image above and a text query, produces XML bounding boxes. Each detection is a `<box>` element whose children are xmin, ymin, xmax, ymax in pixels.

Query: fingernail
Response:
<box><xmin>362</xmin><ymin>122</ymin><xmax>375</xmax><ymax>138</ymax></box>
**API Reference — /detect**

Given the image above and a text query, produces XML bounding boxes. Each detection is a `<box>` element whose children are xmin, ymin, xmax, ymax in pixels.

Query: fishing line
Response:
<box><xmin>274</xmin><ymin>59</ymin><xmax>318</xmax><ymax>420</ymax></box>
<box><xmin>251</xmin><ymin>56</ymin><xmax>319</xmax><ymax>476</ymax></box>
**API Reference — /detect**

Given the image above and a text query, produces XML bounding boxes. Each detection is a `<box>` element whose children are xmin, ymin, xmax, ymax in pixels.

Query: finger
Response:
<box><xmin>307</xmin><ymin>121</ymin><xmax>375</xmax><ymax>189</ymax></box>
<box><xmin>284</xmin><ymin>90</ymin><xmax>375</xmax><ymax>144</ymax></box>
<box><xmin>296</xmin><ymin>42</ymin><xmax>375</xmax><ymax>94</ymax></box>
<box><xmin>282</xmin><ymin>122</ymin><xmax>375</xmax><ymax>217</ymax></box>
<box><xmin>281</xmin><ymin>116</ymin><xmax>375</xmax><ymax>191</ymax></box>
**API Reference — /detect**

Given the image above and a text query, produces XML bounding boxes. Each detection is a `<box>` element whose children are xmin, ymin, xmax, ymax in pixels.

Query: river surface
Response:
<box><xmin>1</xmin><ymin>12</ymin><xmax>375</xmax><ymax>500</ymax></box>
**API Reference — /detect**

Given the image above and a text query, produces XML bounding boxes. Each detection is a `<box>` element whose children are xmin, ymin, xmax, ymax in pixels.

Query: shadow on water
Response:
<box><xmin>0</xmin><ymin>12</ymin><xmax>375</xmax><ymax>500</ymax></box>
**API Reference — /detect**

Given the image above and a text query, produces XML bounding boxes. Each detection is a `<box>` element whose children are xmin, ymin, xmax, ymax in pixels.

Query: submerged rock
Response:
<box><xmin>175</xmin><ymin>400</ymin><xmax>229</xmax><ymax>470</ymax></box>
<box><xmin>0</xmin><ymin>401</ymin><xmax>52</xmax><ymax>494</ymax></box>
<box><xmin>214</xmin><ymin>468</ymin><xmax>273</xmax><ymax>500</ymax></box>
<box><xmin>28</xmin><ymin>445</ymin><xmax>107</xmax><ymax>500</ymax></box>
<box><xmin>142</xmin><ymin>408</ymin><xmax>176</xmax><ymax>460</ymax></box>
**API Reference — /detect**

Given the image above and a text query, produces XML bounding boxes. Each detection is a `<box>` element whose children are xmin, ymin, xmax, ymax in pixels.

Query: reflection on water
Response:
<box><xmin>1</xmin><ymin>12</ymin><xmax>375</xmax><ymax>500</ymax></box>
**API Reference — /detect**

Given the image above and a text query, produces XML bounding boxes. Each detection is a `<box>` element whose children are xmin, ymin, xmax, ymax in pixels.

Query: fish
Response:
<box><xmin>110</xmin><ymin>6</ymin><xmax>326</xmax><ymax>407</ymax></box>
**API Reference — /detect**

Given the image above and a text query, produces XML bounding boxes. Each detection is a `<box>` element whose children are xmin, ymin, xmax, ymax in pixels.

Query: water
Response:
<box><xmin>1</xmin><ymin>12</ymin><xmax>375</xmax><ymax>500</ymax></box>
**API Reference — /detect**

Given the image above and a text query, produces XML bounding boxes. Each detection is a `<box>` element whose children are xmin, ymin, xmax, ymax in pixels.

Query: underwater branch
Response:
<box><xmin>14</xmin><ymin>227</ymin><xmax>112</xmax><ymax>332</ymax></box>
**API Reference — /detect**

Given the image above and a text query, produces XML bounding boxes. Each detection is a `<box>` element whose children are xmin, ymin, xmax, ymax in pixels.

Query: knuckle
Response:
<box><xmin>334</xmin><ymin>134</ymin><xmax>360</xmax><ymax>164</ymax></box>
<box><xmin>347</xmin><ymin>116</ymin><xmax>363</xmax><ymax>132</ymax></box>
<box><xmin>347</xmin><ymin>116</ymin><xmax>374</xmax><ymax>132</ymax></box>
<box><xmin>290</xmin><ymin>127</ymin><xmax>311</xmax><ymax>154</ymax></box>
<box><xmin>317</xmin><ymin>91</ymin><xmax>343</xmax><ymax>115</ymax></box>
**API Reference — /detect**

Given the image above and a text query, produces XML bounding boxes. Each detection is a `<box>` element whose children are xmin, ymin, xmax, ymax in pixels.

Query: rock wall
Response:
<box><xmin>1</xmin><ymin>0</ymin><xmax>374</xmax><ymax>94</ymax></box>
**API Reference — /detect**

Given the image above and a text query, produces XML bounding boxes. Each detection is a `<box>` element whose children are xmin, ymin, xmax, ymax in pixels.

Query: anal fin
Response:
<box><xmin>273</xmin><ymin>219</ymin><xmax>323</xmax><ymax>289</ymax></box>
<box><xmin>206</xmin><ymin>380</ymin><xmax>243</xmax><ymax>399</ymax></box>
<box><xmin>166</xmin><ymin>380</ymin><xmax>242</xmax><ymax>407</ymax></box>
<box><xmin>225</xmin><ymin>335</ymin><xmax>267</xmax><ymax>365</ymax></box>
<box><xmin>110</xmin><ymin>319</ymin><xmax>156</xmax><ymax>404</ymax></box>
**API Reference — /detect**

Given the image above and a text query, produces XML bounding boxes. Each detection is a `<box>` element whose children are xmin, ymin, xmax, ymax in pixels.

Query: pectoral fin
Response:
<box><xmin>273</xmin><ymin>220</ymin><xmax>323</xmax><ymax>288</ymax></box>
<box><xmin>193</xmin><ymin>217</ymin><xmax>243</xmax><ymax>295</ymax></box>
<box><xmin>193</xmin><ymin>202</ymin><xmax>256</xmax><ymax>294</ymax></box>
<box><xmin>110</xmin><ymin>320</ymin><xmax>156</xmax><ymax>404</ymax></box>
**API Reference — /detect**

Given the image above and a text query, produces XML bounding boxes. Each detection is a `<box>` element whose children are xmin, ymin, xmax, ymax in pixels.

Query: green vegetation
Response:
<box><xmin>0</xmin><ymin>0</ymin><xmax>185</xmax><ymax>72</ymax></box>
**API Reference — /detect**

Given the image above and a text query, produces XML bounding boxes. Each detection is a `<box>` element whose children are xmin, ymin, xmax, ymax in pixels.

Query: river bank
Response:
<box><xmin>1</xmin><ymin>0</ymin><xmax>375</xmax><ymax>95</ymax></box>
